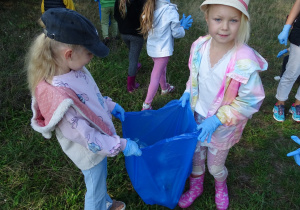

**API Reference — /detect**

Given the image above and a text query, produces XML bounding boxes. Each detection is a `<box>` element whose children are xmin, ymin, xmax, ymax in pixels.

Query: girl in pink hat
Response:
<box><xmin>178</xmin><ymin>0</ymin><xmax>268</xmax><ymax>209</ymax></box>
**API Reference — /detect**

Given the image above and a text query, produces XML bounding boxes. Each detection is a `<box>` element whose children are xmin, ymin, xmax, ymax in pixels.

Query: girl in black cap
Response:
<box><xmin>26</xmin><ymin>8</ymin><xmax>141</xmax><ymax>210</ymax></box>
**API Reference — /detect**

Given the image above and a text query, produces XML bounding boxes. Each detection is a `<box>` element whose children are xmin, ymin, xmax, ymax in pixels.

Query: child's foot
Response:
<box><xmin>289</xmin><ymin>104</ymin><xmax>300</xmax><ymax>122</ymax></box>
<box><xmin>161</xmin><ymin>83</ymin><xmax>175</xmax><ymax>95</ymax></box>
<box><xmin>178</xmin><ymin>174</ymin><xmax>205</xmax><ymax>208</ymax></box>
<box><xmin>273</xmin><ymin>104</ymin><xmax>285</xmax><ymax>122</ymax></box>
<box><xmin>110</xmin><ymin>200</ymin><xmax>125</xmax><ymax>210</ymax></box>
<box><xmin>215</xmin><ymin>179</ymin><xmax>229</xmax><ymax>210</ymax></box>
<box><xmin>112</xmin><ymin>36</ymin><xmax>120</xmax><ymax>41</ymax></box>
<box><xmin>137</xmin><ymin>63</ymin><xmax>142</xmax><ymax>71</ymax></box>
<box><xmin>103</xmin><ymin>37</ymin><xmax>110</xmax><ymax>46</ymax></box>
<box><xmin>142</xmin><ymin>102</ymin><xmax>152</xmax><ymax>111</ymax></box>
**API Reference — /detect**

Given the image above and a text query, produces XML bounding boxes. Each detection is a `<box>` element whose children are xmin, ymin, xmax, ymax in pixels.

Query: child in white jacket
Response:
<box><xmin>139</xmin><ymin>0</ymin><xmax>192</xmax><ymax>110</ymax></box>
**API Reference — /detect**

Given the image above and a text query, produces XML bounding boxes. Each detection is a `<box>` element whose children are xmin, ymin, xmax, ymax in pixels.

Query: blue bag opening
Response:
<box><xmin>122</xmin><ymin>100</ymin><xmax>198</xmax><ymax>209</ymax></box>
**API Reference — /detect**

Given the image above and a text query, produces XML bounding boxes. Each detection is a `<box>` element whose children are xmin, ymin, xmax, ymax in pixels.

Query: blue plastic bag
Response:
<box><xmin>122</xmin><ymin>100</ymin><xmax>198</xmax><ymax>209</ymax></box>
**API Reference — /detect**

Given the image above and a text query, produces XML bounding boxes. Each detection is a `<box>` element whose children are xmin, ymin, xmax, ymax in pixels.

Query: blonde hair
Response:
<box><xmin>119</xmin><ymin>0</ymin><xmax>130</xmax><ymax>19</ymax></box>
<box><xmin>139</xmin><ymin>0</ymin><xmax>155</xmax><ymax>38</ymax></box>
<box><xmin>25</xmin><ymin>32</ymin><xmax>80</xmax><ymax>95</ymax></box>
<box><xmin>237</xmin><ymin>14</ymin><xmax>250</xmax><ymax>45</ymax></box>
<box><xmin>204</xmin><ymin>5</ymin><xmax>250</xmax><ymax>46</ymax></box>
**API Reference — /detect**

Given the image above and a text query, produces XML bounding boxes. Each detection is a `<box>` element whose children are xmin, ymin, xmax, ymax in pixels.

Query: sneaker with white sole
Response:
<box><xmin>142</xmin><ymin>102</ymin><xmax>152</xmax><ymax>111</ymax></box>
<box><xmin>161</xmin><ymin>83</ymin><xmax>175</xmax><ymax>95</ymax></box>
<box><xmin>110</xmin><ymin>200</ymin><xmax>126</xmax><ymax>210</ymax></box>
<box><xmin>273</xmin><ymin>104</ymin><xmax>285</xmax><ymax>122</ymax></box>
<box><xmin>289</xmin><ymin>104</ymin><xmax>300</xmax><ymax>122</ymax></box>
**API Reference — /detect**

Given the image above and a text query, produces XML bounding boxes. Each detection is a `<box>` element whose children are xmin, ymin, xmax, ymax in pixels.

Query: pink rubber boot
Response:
<box><xmin>178</xmin><ymin>174</ymin><xmax>204</xmax><ymax>208</ymax></box>
<box><xmin>215</xmin><ymin>179</ymin><xmax>229</xmax><ymax>210</ymax></box>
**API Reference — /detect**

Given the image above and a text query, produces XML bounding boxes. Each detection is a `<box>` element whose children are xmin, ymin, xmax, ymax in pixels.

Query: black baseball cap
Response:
<box><xmin>41</xmin><ymin>8</ymin><xmax>109</xmax><ymax>57</ymax></box>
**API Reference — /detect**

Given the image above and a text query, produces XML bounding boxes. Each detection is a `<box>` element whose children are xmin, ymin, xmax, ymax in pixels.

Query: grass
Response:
<box><xmin>0</xmin><ymin>0</ymin><xmax>300</xmax><ymax>209</ymax></box>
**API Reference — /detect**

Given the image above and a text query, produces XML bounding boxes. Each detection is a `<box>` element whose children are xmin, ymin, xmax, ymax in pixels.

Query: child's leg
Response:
<box><xmin>121</xmin><ymin>34</ymin><xmax>144</xmax><ymax>77</ymax></box>
<box><xmin>101</xmin><ymin>7</ymin><xmax>110</xmax><ymax>39</ymax></box>
<box><xmin>178</xmin><ymin>144</ymin><xmax>207</xmax><ymax>208</ymax></box>
<box><xmin>207</xmin><ymin>147</ymin><xmax>229</xmax><ymax>181</ymax></box>
<box><xmin>158</xmin><ymin>61</ymin><xmax>168</xmax><ymax>90</ymax></box>
<box><xmin>296</xmin><ymin>95</ymin><xmax>300</xmax><ymax>104</ymax></box>
<box><xmin>144</xmin><ymin>57</ymin><xmax>170</xmax><ymax>104</ymax></box>
<box><xmin>207</xmin><ymin>147</ymin><xmax>230</xmax><ymax>210</ymax></box>
<box><xmin>192</xmin><ymin>142</ymin><xmax>207</xmax><ymax>176</ymax></box>
<box><xmin>110</xmin><ymin>7</ymin><xmax>118</xmax><ymax>38</ymax></box>
<box><xmin>81</xmin><ymin>158</ymin><xmax>112</xmax><ymax>210</ymax></box>
<box><xmin>276</xmin><ymin>43</ymin><xmax>300</xmax><ymax>103</ymax></box>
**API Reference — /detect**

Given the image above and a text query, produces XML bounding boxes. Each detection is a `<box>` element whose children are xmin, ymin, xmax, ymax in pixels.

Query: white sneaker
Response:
<box><xmin>142</xmin><ymin>102</ymin><xmax>152</xmax><ymax>111</ymax></box>
<box><xmin>161</xmin><ymin>84</ymin><xmax>175</xmax><ymax>95</ymax></box>
<box><xmin>110</xmin><ymin>200</ymin><xmax>126</xmax><ymax>210</ymax></box>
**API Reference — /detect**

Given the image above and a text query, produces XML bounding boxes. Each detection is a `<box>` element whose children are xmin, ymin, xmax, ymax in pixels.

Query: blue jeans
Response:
<box><xmin>81</xmin><ymin>158</ymin><xmax>112</xmax><ymax>210</ymax></box>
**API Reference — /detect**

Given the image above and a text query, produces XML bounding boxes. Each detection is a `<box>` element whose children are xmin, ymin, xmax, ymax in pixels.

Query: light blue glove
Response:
<box><xmin>123</xmin><ymin>139</ymin><xmax>142</xmax><ymax>156</ymax></box>
<box><xmin>278</xmin><ymin>24</ymin><xmax>291</xmax><ymax>45</ymax></box>
<box><xmin>180</xmin><ymin>14</ymin><xmax>193</xmax><ymax>30</ymax></box>
<box><xmin>287</xmin><ymin>136</ymin><xmax>300</xmax><ymax>166</ymax></box>
<box><xmin>111</xmin><ymin>103</ymin><xmax>125</xmax><ymax>121</ymax></box>
<box><xmin>179</xmin><ymin>92</ymin><xmax>190</xmax><ymax>107</ymax></box>
<box><xmin>197</xmin><ymin>115</ymin><xmax>222</xmax><ymax>143</ymax></box>
<box><xmin>277</xmin><ymin>49</ymin><xmax>288</xmax><ymax>58</ymax></box>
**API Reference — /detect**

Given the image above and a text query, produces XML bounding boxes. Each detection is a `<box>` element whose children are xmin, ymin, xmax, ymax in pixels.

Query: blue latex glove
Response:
<box><xmin>197</xmin><ymin>115</ymin><xmax>222</xmax><ymax>143</ymax></box>
<box><xmin>287</xmin><ymin>136</ymin><xmax>300</xmax><ymax>166</ymax></box>
<box><xmin>180</xmin><ymin>14</ymin><xmax>193</xmax><ymax>30</ymax></box>
<box><xmin>179</xmin><ymin>92</ymin><xmax>190</xmax><ymax>107</ymax></box>
<box><xmin>277</xmin><ymin>49</ymin><xmax>288</xmax><ymax>58</ymax></box>
<box><xmin>123</xmin><ymin>139</ymin><xmax>142</xmax><ymax>156</ymax></box>
<box><xmin>278</xmin><ymin>24</ymin><xmax>291</xmax><ymax>45</ymax></box>
<box><xmin>111</xmin><ymin>103</ymin><xmax>125</xmax><ymax>121</ymax></box>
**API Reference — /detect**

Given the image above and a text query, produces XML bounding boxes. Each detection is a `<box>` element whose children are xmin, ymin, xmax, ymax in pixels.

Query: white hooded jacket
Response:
<box><xmin>146</xmin><ymin>0</ymin><xmax>185</xmax><ymax>57</ymax></box>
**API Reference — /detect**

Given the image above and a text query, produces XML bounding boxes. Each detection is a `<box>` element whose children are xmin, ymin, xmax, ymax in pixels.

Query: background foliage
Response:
<box><xmin>0</xmin><ymin>0</ymin><xmax>299</xmax><ymax>209</ymax></box>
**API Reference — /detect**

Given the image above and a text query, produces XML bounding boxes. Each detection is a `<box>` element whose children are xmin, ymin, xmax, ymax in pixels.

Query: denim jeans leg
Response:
<box><xmin>82</xmin><ymin>158</ymin><xmax>112</xmax><ymax>210</ymax></box>
<box><xmin>276</xmin><ymin>43</ymin><xmax>300</xmax><ymax>101</ymax></box>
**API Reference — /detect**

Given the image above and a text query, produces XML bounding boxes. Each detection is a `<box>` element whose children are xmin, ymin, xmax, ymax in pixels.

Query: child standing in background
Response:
<box><xmin>26</xmin><ymin>8</ymin><xmax>141</xmax><ymax>210</ymax></box>
<box><xmin>273</xmin><ymin>0</ymin><xmax>300</xmax><ymax>122</ymax></box>
<box><xmin>178</xmin><ymin>0</ymin><xmax>267</xmax><ymax>209</ymax></box>
<box><xmin>139</xmin><ymin>0</ymin><xmax>193</xmax><ymax>110</ymax></box>
<box><xmin>114</xmin><ymin>0</ymin><xmax>147</xmax><ymax>93</ymax></box>
<box><xmin>41</xmin><ymin>0</ymin><xmax>75</xmax><ymax>13</ymax></box>
<box><xmin>96</xmin><ymin>0</ymin><xmax>118</xmax><ymax>45</ymax></box>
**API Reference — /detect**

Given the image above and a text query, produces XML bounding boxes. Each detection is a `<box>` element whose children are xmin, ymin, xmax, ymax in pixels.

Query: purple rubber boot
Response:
<box><xmin>127</xmin><ymin>76</ymin><xmax>140</xmax><ymax>93</ymax></box>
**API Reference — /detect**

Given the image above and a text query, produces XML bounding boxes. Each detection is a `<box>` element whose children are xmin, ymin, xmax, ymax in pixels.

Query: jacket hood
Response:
<box><xmin>153</xmin><ymin>0</ymin><xmax>177</xmax><ymax>27</ymax></box>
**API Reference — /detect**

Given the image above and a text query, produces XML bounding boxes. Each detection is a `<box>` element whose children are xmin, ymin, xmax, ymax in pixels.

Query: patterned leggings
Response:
<box><xmin>192</xmin><ymin>143</ymin><xmax>229</xmax><ymax>182</ymax></box>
